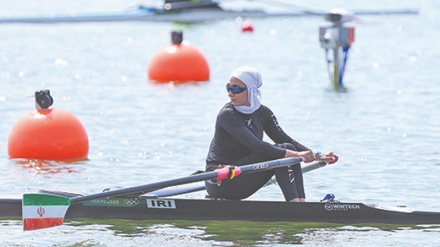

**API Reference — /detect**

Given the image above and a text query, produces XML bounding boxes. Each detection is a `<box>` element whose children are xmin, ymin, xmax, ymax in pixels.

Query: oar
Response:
<box><xmin>22</xmin><ymin>157</ymin><xmax>304</xmax><ymax>231</ymax></box>
<box><xmin>148</xmin><ymin>160</ymin><xmax>328</xmax><ymax>197</ymax></box>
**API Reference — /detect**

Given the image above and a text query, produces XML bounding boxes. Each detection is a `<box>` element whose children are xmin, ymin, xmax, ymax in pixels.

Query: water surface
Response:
<box><xmin>0</xmin><ymin>0</ymin><xmax>439</xmax><ymax>246</ymax></box>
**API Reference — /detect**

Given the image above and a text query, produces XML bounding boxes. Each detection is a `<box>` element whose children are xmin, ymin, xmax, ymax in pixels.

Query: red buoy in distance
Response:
<box><xmin>241</xmin><ymin>21</ymin><xmax>254</xmax><ymax>32</ymax></box>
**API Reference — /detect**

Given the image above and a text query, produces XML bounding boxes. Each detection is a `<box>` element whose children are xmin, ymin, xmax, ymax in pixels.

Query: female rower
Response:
<box><xmin>205</xmin><ymin>66</ymin><xmax>338</xmax><ymax>202</ymax></box>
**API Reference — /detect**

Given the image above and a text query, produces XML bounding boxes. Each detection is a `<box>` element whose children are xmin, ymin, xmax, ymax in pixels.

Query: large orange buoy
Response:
<box><xmin>8</xmin><ymin>90</ymin><xmax>89</xmax><ymax>161</ymax></box>
<box><xmin>148</xmin><ymin>31</ymin><xmax>210</xmax><ymax>84</ymax></box>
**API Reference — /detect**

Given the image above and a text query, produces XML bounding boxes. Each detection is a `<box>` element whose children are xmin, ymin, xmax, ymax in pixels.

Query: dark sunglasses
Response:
<box><xmin>226</xmin><ymin>84</ymin><xmax>247</xmax><ymax>94</ymax></box>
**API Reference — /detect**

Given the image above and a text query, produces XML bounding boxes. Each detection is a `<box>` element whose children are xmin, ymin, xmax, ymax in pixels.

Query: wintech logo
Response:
<box><xmin>324</xmin><ymin>203</ymin><xmax>361</xmax><ymax>211</ymax></box>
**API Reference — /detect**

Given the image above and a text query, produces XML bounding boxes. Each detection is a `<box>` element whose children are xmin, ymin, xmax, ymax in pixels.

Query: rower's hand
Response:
<box><xmin>316</xmin><ymin>152</ymin><xmax>338</xmax><ymax>164</ymax></box>
<box><xmin>297</xmin><ymin>150</ymin><xmax>315</xmax><ymax>163</ymax></box>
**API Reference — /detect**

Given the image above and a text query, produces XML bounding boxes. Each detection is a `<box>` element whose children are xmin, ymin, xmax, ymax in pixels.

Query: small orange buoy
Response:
<box><xmin>241</xmin><ymin>22</ymin><xmax>254</xmax><ymax>32</ymax></box>
<box><xmin>148</xmin><ymin>31</ymin><xmax>210</xmax><ymax>84</ymax></box>
<box><xmin>8</xmin><ymin>90</ymin><xmax>89</xmax><ymax>161</ymax></box>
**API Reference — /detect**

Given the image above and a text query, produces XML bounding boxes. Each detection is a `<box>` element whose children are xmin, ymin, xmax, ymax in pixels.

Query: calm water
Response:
<box><xmin>1</xmin><ymin>0</ymin><xmax>439</xmax><ymax>246</ymax></box>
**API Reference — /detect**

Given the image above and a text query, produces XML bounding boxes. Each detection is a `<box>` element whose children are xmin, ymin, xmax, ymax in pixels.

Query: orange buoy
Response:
<box><xmin>7</xmin><ymin>90</ymin><xmax>89</xmax><ymax>161</ymax></box>
<box><xmin>241</xmin><ymin>22</ymin><xmax>254</xmax><ymax>32</ymax></box>
<box><xmin>148</xmin><ymin>31</ymin><xmax>210</xmax><ymax>84</ymax></box>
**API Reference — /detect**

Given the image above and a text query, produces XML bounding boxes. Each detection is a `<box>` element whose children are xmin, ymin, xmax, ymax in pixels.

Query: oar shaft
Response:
<box><xmin>70</xmin><ymin>157</ymin><xmax>303</xmax><ymax>204</ymax></box>
<box><xmin>302</xmin><ymin>160</ymin><xmax>327</xmax><ymax>173</ymax></box>
<box><xmin>70</xmin><ymin>172</ymin><xmax>215</xmax><ymax>204</ymax></box>
<box><xmin>150</xmin><ymin>160</ymin><xmax>327</xmax><ymax>197</ymax></box>
<box><xmin>234</xmin><ymin>157</ymin><xmax>303</xmax><ymax>175</ymax></box>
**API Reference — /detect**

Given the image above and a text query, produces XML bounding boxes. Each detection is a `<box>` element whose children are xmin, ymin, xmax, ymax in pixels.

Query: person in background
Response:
<box><xmin>205</xmin><ymin>66</ymin><xmax>338</xmax><ymax>202</ymax></box>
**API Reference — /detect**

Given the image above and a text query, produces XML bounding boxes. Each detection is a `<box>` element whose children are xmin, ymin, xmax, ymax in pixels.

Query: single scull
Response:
<box><xmin>1</xmin><ymin>159</ymin><xmax>439</xmax><ymax>229</ymax></box>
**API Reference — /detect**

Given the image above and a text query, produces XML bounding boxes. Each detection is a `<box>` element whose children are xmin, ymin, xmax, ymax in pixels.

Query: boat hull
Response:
<box><xmin>1</xmin><ymin>196</ymin><xmax>440</xmax><ymax>225</ymax></box>
<box><xmin>0</xmin><ymin>9</ymin><xmax>303</xmax><ymax>24</ymax></box>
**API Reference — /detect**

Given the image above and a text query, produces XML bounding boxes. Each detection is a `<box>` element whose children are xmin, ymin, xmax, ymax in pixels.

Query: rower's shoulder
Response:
<box><xmin>256</xmin><ymin>104</ymin><xmax>274</xmax><ymax>115</ymax></box>
<box><xmin>218</xmin><ymin>102</ymin><xmax>236</xmax><ymax>114</ymax></box>
<box><xmin>217</xmin><ymin>103</ymin><xmax>243</xmax><ymax>123</ymax></box>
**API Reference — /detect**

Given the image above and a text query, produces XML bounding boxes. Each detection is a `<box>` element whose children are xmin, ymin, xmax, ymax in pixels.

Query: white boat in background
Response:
<box><xmin>0</xmin><ymin>0</ymin><xmax>418</xmax><ymax>24</ymax></box>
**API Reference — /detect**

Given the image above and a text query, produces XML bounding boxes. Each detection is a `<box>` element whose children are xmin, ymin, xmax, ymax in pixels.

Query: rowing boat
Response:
<box><xmin>0</xmin><ymin>0</ymin><xmax>308</xmax><ymax>24</ymax></box>
<box><xmin>1</xmin><ymin>159</ymin><xmax>440</xmax><ymax>228</ymax></box>
<box><xmin>0</xmin><ymin>1</ymin><xmax>418</xmax><ymax>24</ymax></box>
<box><xmin>0</xmin><ymin>7</ymin><xmax>282</xmax><ymax>24</ymax></box>
<box><xmin>2</xmin><ymin>191</ymin><xmax>440</xmax><ymax>225</ymax></box>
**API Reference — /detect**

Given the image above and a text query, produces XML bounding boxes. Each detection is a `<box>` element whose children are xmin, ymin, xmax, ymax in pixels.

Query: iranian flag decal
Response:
<box><xmin>22</xmin><ymin>194</ymin><xmax>70</xmax><ymax>231</ymax></box>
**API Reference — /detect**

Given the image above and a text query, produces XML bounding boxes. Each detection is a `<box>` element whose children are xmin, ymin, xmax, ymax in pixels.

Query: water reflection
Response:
<box><xmin>1</xmin><ymin>219</ymin><xmax>439</xmax><ymax>246</ymax></box>
<box><xmin>69</xmin><ymin>219</ymin><xmax>346</xmax><ymax>245</ymax></box>
<box><xmin>58</xmin><ymin>220</ymin><xmax>440</xmax><ymax>246</ymax></box>
<box><xmin>11</xmin><ymin>159</ymin><xmax>86</xmax><ymax>176</ymax></box>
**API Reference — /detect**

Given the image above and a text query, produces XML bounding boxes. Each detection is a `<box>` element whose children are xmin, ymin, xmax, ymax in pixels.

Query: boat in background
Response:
<box><xmin>0</xmin><ymin>0</ymin><xmax>418</xmax><ymax>24</ymax></box>
<box><xmin>0</xmin><ymin>0</ymin><xmax>306</xmax><ymax>24</ymax></box>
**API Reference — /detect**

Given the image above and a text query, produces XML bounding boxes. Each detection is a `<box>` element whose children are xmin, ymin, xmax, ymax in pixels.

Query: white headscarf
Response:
<box><xmin>230</xmin><ymin>66</ymin><xmax>262</xmax><ymax>114</ymax></box>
